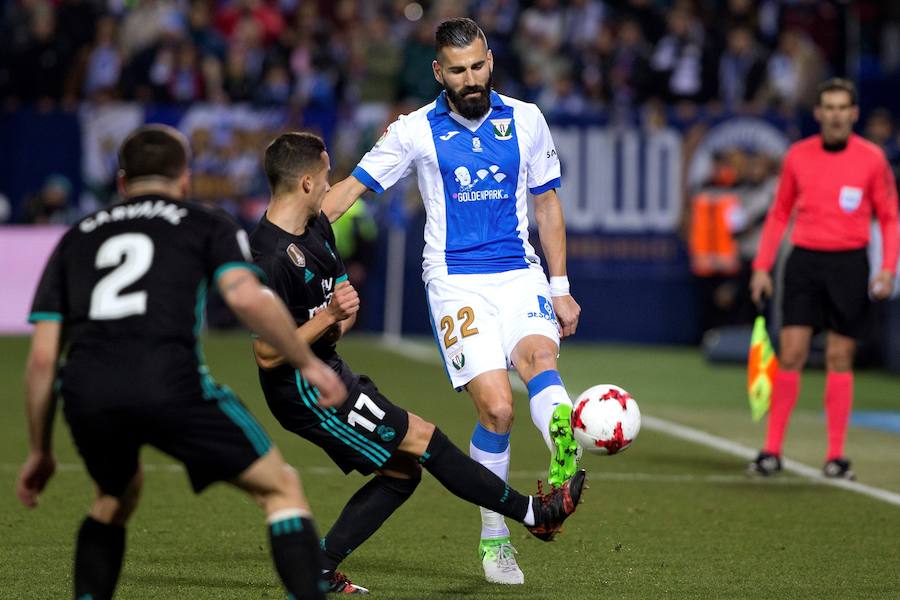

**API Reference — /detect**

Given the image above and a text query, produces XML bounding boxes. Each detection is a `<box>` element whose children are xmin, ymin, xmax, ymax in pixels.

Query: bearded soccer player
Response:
<box><xmin>748</xmin><ymin>79</ymin><xmax>899</xmax><ymax>480</ymax></box>
<box><xmin>250</xmin><ymin>132</ymin><xmax>585</xmax><ymax>593</ymax></box>
<box><xmin>322</xmin><ymin>18</ymin><xmax>581</xmax><ymax>584</ymax></box>
<box><xmin>16</xmin><ymin>125</ymin><xmax>348</xmax><ymax>599</ymax></box>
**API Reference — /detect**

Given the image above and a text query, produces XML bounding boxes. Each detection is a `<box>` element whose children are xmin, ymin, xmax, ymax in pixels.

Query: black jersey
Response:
<box><xmin>29</xmin><ymin>195</ymin><xmax>261</xmax><ymax>412</ymax></box>
<box><xmin>249</xmin><ymin>212</ymin><xmax>355</xmax><ymax>387</ymax></box>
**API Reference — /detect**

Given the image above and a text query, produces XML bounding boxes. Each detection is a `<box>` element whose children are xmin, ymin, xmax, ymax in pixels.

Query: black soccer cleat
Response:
<box><xmin>526</xmin><ymin>469</ymin><xmax>586</xmax><ymax>542</ymax></box>
<box><xmin>746</xmin><ymin>451</ymin><xmax>782</xmax><ymax>477</ymax></box>
<box><xmin>823</xmin><ymin>458</ymin><xmax>855</xmax><ymax>481</ymax></box>
<box><xmin>324</xmin><ymin>570</ymin><xmax>369</xmax><ymax>594</ymax></box>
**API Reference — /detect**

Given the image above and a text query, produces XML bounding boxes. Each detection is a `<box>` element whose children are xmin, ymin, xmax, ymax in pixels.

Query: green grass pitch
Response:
<box><xmin>2</xmin><ymin>333</ymin><xmax>899</xmax><ymax>598</ymax></box>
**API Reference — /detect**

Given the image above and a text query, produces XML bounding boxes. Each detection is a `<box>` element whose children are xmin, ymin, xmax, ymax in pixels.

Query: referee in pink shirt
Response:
<box><xmin>748</xmin><ymin>78</ymin><xmax>899</xmax><ymax>480</ymax></box>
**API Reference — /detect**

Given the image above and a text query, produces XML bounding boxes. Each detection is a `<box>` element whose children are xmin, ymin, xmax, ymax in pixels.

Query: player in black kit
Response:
<box><xmin>251</xmin><ymin>132</ymin><xmax>586</xmax><ymax>594</ymax></box>
<box><xmin>15</xmin><ymin>125</ymin><xmax>347</xmax><ymax>600</ymax></box>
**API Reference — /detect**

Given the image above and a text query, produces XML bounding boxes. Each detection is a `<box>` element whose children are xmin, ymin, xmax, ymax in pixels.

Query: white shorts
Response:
<box><xmin>425</xmin><ymin>267</ymin><xmax>561</xmax><ymax>390</ymax></box>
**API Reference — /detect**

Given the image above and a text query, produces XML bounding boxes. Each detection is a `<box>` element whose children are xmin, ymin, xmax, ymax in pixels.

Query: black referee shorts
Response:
<box><xmin>782</xmin><ymin>246</ymin><xmax>870</xmax><ymax>338</ymax></box>
<box><xmin>265</xmin><ymin>373</ymin><xmax>409</xmax><ymax>476</ymax></box>
<box><xmin>64</xmin><ymin>389</ymin><xmax>271</xmax><ymax>497</ymax></box>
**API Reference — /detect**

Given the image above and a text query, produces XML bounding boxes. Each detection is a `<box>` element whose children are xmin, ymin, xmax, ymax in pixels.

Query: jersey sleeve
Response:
<box><xmin>352</xmin><ymin>118</ymin><xmax>416</xmax><ymax>194</ymax></box>
<box><xmin>870</xmin><ymin>158</ymin><xmax>900</xmax><ymax>273</ymax></box>
<box><xmin>526</xmin><ymin>106</ymin><xmax>562</xmax><ymax>194</ymax></box>
<box><xmin>752</xmin><ymin>148</ymin><xmax>798</xmax><ymax>272</ymax></box>
<box><xmin>28</xmin><ymin>238</ymin><xmax>67</xmax><ymax>323</ymax></box>
<box><xmin>206</xmin><ymin>212</ymin><xmax>265</xmax><ymax>285</ymax></box>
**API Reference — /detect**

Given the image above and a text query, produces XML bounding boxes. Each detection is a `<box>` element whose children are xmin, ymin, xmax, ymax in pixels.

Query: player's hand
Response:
<box><xmin>300</xmin><ymin>358</ymin><xmax>347</xmax><ymax>408</ymax></box>
<box><xmin>750</xmin><ymin>270</ymin><xmax>773</xmax><ymax>307</ymax></box>
<box><xmin>870</xmin><ymin>270</ymin><xmax>895</xmax><ymax>301</ymax></box>
<box><xmin>553</xmin><ymin>294</ymin><xmax>581</xmax><ymax>339</ymax></box>
<box><xmin>16</xmin><ymin>451</ymin><xmax>56</xmax><ymax>508</ymax></box>
<box><xmin>327</xmin><ymin>281</ymin><xmax>360</xmax><ymax>322</ymax></box>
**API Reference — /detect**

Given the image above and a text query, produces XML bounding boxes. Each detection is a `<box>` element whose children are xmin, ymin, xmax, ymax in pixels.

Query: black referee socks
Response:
<box><xmin>420</xmin><ymin>428</ymin><xmax>531</xmax><ymax>523</ymax></box>
<box><xmin>74</xmin><ymin>516</ymin><xmax>126</xmax><ymax>600</ymax></box>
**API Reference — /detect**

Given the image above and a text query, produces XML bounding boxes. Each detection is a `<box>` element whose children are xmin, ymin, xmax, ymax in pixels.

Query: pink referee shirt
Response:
<box><xmin>753</xmin><ymin>134</ymin><xmax>899</xmax><ymax>274</ymax></box>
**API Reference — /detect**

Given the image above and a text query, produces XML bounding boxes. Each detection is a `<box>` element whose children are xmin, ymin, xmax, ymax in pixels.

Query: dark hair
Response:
<box><xmin>264</xmin><ymin>132</ymin><xmax>327</xmax><ymax>195</ymax></box>
<box><xmin>118</xmin><ymin>124</ymin><xmax>190</xmax><ymax>182</ymax></box>
<box><xmin>816</xmin><ymin>78</ymin><xmax>857</xmax><ymax>106</ymax></box>
<box><xmin>435</xmin><ymin>18</ymin><xmax>487</xmax><ymax>55</ymax></box>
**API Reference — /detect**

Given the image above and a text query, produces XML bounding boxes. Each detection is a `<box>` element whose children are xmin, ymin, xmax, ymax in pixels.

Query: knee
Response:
<box><xmin>518</xmin><ymin>346</ymin><xmax>557</xmax><ymax>374</ymax></box>
<box><xmin>407</xmin><ymin>414</ymin><xmax>436</xmax><ymax>449</ymax></box>
<box><xmin>480</xmin><ymin>401</ymin><xmax>514</xmax><ymax>432</ymax></box>
<box><xmin>91</xmin><ymin>472</ymin><xmax>143</xmax><ymax>526</ymax></box>
<box><xmin>825</xmin><ymin>349</ymin><xmax>853</xmax><ymax>372</ymax></box>
<box><xmin>779</xmin><ymin>347</ymin><xmax>808</xmax><ymax>371</ymax></box>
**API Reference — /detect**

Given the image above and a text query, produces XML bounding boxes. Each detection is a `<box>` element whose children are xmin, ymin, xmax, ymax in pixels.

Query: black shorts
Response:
<box><xmin>265</xmin><ymin>373</ymin><xmax>408</xmax><ymax>476</ymax></box>
<box><xmin>64</xmin><ymin>387</ymin><xmax>271</xmax><ymax>497</ymax></box>
<box><xmin>782</xmin><ymin>247</ymin><xmax>870</xmax><ymax>338</ymax></box>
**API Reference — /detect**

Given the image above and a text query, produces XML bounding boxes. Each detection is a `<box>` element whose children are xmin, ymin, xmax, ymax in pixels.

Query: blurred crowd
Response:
<box><xmin>2</xmin><ymin>0</ymin><xmax>900</xmax><ymax>118</ymax></box>
<box><xmin>4</xmin><ymin>0</ymin><xmax>900</xmax><ymax>229</ymax></box>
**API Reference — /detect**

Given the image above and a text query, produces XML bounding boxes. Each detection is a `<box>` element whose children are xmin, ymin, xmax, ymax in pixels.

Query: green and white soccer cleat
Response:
<box><xmin>548</xmin><ymin>403</ymin><xmax>581</xmax><ymax>488</ymax></box>
<box><xmin>479</xmin><ymin>537</ymin><xmax>524</xmax><ymax>584</ymax></box>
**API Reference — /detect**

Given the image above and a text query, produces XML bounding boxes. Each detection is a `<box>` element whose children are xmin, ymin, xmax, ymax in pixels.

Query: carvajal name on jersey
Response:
<box><xmin>80</xmin><ymin>200</ymin><xmax>189</xmax><ymax>233</ymax></box>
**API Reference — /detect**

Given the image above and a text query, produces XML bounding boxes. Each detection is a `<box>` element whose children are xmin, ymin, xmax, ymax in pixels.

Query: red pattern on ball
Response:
<box><xmin>594</xmin><ymin>421</ymin><xmax>631</xmax><ymax>454</ymax></box>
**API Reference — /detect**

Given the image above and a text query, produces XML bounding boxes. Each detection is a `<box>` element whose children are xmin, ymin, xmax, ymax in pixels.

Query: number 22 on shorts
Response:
<box><xmin>439</xmin><ymin>306</ymin><xmax>479</xmax><ymax>348</ymax></box>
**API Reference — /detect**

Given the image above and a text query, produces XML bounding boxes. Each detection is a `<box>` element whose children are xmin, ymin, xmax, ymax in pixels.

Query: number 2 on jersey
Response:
<box><xmin>89</xmin><ymin>233</ymin><xmax>154</xmax><ymax>320</ymax></box>
<box><xmin>440</xmin><ymin>306</ymin><xmax>479</xmax><ymax>348</ymax></box>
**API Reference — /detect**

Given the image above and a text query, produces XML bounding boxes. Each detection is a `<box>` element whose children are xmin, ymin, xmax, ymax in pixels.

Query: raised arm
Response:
<box><xmin>534</xmin><ymin>189</ymin><xmax>580</xmax><ymax>338</ymax></box>
<box><xmin>217</xmin><ymin>268</ymin><xmax>346</xmax><ymax>406</ymax></box>
<box><xmin>323</xmin><ymin>176</ymin><xmax>369</xmax><ymax>223</ymax></box>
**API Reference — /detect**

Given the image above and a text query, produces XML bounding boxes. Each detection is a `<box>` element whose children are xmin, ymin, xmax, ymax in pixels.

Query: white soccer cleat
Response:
<box><xmin>479</xmin><ymin>538</ymin><xmax>525</xmax><ymax>584</ymax></box>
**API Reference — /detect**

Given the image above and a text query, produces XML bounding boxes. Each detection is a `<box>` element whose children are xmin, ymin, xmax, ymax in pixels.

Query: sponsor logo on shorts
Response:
<box><xmin>527</xmin><ymin>295</ymin><xmax>557</xmax><ymax>324</ymax></box>
<box><xmin>376</xmin><ymin>425</ymin><xmax>396</xmax><ymax>442</ymax></box>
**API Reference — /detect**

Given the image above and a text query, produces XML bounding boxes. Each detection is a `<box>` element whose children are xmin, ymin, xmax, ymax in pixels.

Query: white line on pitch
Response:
<box><xmin>0</xmin><ymin>463</ymin><xmax>819</xmax><ymax>486</ymax></box>
<box><xmin>379</xmin><ymin>337</ymin><xmax>900</xmax><ymax>508</ymax></box>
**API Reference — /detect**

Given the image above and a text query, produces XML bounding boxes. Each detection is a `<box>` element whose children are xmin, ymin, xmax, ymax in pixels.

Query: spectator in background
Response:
<box><xmin>649</xmin><ymin>7</ymin><xmax>716</xmax><ymax>105</ymax></box>
<box><xmin>864</xmin><ymin>108</ymin><xmax>900</xmax><ymax>174</ymax></box>
<box><xmin>169</xmin><ymin>42</ymin><xmax>205</xmax><ymax>103</ymax></box>
<box><xmin>563</xmin><ymin>0</ymin><xmax>608</xmax><ymax>53</ymax></box>
<box><xmin>12</xmin><ymin>5</ymin><xmax>73</xmax><ymax>107</ymax></box>
<box><xmin>22</xmin><ymin>175</ymin><xmax>77</xmax><ymax>225</ymax></box>
<box><xmin>331</xmin><ymin>199</ymin><xmax>379</xmax><ymax>327</ymax></box>
<box><xmin>189</xmin><ymin>0</ymin><xmax>227</xmax><ymax>61</ymax></box>
<box><xmin>398</xmin><ymin>19</ymin><xmax>441</xmax><ymax>103</ymax></box>
<box><xmin>758</xmin><ymin>29</ymin><xmax>825</xmax><ymax>112</ymax></box>
<box><xmin>718</xmin><ymin>25</ymin><xmax>767</xmax><ymax>111</ymax></box>
<box><xmin>608</xmin><ymin>19</ymin><xmax>652</xmax><ymax>115</ymax></box>
<box><xmin>515</xmin><ymin>0</ymin><xmax>569</xmax><ymax>88</ymax></box>
<box><xmin>79</xmin><ymin>15</ymin><xmax>122</xmax><ymax>102</ymax></box>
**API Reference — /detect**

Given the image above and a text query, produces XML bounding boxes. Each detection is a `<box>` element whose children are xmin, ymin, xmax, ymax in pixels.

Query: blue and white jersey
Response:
<box><xmin>352</xmin><ymin>91</ymin><xmax>561</xmax><ymax>283</ymax></box>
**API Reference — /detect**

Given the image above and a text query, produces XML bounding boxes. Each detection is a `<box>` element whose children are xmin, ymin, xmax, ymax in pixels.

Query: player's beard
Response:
<box><xmin>445</xmin><ymin>72</ymin><xmax>493</xmax><ymax>120</ymax></box>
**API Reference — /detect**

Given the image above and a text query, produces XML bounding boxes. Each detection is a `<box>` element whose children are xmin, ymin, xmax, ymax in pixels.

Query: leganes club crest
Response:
<box><xmin>490</xmin><ymin>118</ymin><xmax>512</xmax><ymax>140</ymax></box>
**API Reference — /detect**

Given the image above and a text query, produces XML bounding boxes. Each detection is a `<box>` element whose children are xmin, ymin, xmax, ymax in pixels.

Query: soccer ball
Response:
<box><xmin>571</xmin><ymin>384</ymin><xmax>641</xmax><ymax>455</ymax></box>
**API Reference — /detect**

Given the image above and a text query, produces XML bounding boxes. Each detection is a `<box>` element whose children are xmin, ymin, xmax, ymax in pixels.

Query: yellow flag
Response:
<box><xmin>748</xmin><ymin>315</ymin><xmax>779</xmax><ymax>422</ymax></box>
